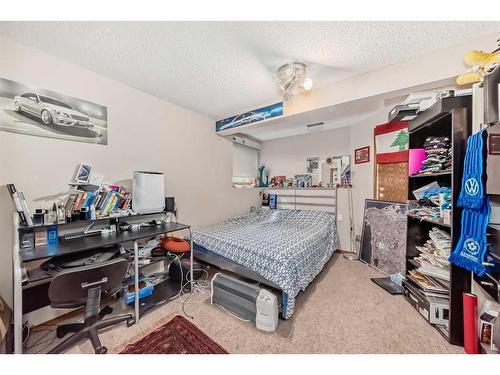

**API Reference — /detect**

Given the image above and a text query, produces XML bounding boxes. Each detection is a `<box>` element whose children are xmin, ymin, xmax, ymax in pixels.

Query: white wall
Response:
<box><xmin>0</xmin><ymin>37</ymin><xmax>260</xmax><ymax>308</ymax></box>
<box><xmin>260</xmin><ymin>107</ymin><xmax>392</xmax><ymax>251</ymax></box>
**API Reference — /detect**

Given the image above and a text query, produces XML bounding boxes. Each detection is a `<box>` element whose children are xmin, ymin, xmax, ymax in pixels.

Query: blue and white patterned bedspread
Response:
<box><xmin>192</xmin><ymin>209</ymin><xmax>338</xmax><ymax>318</ymax></box>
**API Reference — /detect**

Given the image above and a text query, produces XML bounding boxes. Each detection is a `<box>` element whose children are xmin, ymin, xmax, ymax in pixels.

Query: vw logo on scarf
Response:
<box><xmin>458</xmin><ymin>129</ymin><xmax>486</xmax><ymax>209</ymax></box>
<box><xmin>465</xmin><ymin>178</ymin><xmax>479</xmax><ymax>196</ymax></box>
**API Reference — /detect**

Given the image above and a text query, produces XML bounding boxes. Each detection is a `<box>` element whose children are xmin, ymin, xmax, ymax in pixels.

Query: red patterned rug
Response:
<box><xmin>120</xmin><ymin>315</ymin><xmax>228</xmax><ymax>354</ymax></box>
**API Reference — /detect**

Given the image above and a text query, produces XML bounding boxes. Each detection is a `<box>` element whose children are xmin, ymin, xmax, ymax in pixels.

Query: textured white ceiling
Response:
<box><xmin>0</xmin><ymin>22</ymin><xmax>498</xmax><ymax>119</ymax></box>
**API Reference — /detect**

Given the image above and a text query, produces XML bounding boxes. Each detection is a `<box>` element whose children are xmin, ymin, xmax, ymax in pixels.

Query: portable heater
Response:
<box><xmin>211</xmin><ymin>273</ymin><xmax>279</xmax><ymax>332</ymax></box>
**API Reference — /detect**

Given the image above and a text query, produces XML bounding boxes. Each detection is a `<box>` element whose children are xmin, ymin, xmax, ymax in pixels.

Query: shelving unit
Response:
<box><xmin>404</xmin><ymin>96</ymin><xmax>472</xmax><ymax>346</ymax></box>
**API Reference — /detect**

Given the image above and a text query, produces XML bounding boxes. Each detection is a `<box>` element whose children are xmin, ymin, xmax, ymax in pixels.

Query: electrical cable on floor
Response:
<box><xmin>22</xmin><ymin>322</ymin><xmax>31</xmax><ymax>345</ymax></box>
<box><xmin>33</xmin><ymin>336</ymin><xmax>58</xmax><ymax>354</ymax></box>
<box><xmin>167</xmin><ymin>254</ymin><xmax>184</xmax><ymax>301</ymax></box>
<box><xmin>175</xmin><ymin>267</ymin><xmax>211</xmax><ymax>319</ymax></box>
<box><xmin>131</xmin><ymin>246</ymin><xmax>211</xmax><ymax>320</ymax></box>
<box><xmin>24</xmin><ymin>327</ymin><xmax>58</xmax><ymax>353</ymax></box>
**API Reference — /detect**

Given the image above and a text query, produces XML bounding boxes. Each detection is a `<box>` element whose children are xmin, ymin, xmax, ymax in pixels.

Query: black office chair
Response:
<box><xmin>48</xmin><ymin>258</ymin><xmax>133</xmax><ymax>354</ymax></box>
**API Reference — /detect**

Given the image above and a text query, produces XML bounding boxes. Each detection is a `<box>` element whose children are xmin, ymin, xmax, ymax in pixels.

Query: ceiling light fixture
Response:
<box><xmin>276</xmin><ymin>61</ymin><xmax>313</xmax><ymax>100</ymax></box>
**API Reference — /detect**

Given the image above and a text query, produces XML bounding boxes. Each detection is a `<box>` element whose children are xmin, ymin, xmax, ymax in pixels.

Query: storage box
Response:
<box><xmin>122</xmin><ymin>274</ymin><xmax>154</xmax><ymax>305</ymax></box>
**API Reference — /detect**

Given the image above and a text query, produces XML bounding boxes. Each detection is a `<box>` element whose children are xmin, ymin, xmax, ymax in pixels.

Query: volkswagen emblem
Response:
<box><xmin>465</xmin><ymin>178</ymin><xmax>479</xmax><ymax>196</ymax></box>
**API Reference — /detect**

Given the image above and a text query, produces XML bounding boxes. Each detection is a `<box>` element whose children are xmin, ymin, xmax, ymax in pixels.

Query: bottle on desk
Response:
<box><xmin>33</xmin><ymin>209</ymin><xmax>44</xmax><ymax>225</ymax></box>
<box><xmin>57</xmin><ymin>204</ymin><xmax>66</xmax><ymax>224</ymax></box>
<box><xmin>43</xmin><ymin>209</ymin><xmax>50</xmax><ymax>224</ymax></box>
<box><xmin>47</xmin><ymin>203</ymin><xmax>58</xmax><ymax>224</ymax></box>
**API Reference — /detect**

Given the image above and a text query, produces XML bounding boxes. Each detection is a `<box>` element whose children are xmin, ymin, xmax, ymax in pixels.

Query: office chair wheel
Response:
<box><xmin>95</xmin><ymin>346</ymin><xmax>108</xmax><ymax>354</ymax></box>
<box><xmin>56</xmin><ymin>326</ymin><xmax>66</xmax><ymax>339</ymax></box>
<box><xmin>126</xmin><ymin>317</ymin><xmax>136</xmax><ymax>327</ymax></box>
<box><xmin>99</xmin><ymin>306</ymin><xmax>113</xmax><ymax>319</ymax></box>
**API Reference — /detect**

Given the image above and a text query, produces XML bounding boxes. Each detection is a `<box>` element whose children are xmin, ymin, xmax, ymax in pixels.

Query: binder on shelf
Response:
<box><xmin>7</xmin><ymin>184</ymin><xmax>33</xmax><ymax>226</ymax></box>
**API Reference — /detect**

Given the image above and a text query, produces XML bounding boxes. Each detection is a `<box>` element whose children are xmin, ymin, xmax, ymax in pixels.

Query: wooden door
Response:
<box><xmin>376</xmin><ymin>162</ymin><xmax>408</xmax><ymax>202</ymax></box>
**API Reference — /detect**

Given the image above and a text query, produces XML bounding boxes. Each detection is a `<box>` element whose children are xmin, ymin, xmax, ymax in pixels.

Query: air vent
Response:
<box><xmin>306</xmin><ymin>122</ymin><xmax>325</xmax><ymax>129</ymax></box>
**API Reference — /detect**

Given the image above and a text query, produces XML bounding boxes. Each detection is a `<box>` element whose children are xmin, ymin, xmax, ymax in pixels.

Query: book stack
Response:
<box><xmin>408</xmin><ymin>227</ymin><xmax>451</xmax><ymax>299</ymax></box>
<box><xmin>65</xmin><ymin>184</ymin><xmax>132</xmax><ymax>219</ymax></box>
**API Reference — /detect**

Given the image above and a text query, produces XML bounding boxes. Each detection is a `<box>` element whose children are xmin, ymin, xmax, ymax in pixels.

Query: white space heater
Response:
<box><xmin>211</xmin><ymin>273</ymin><xmax>279</xmax><ymax>332</ymax></box>
<box><xmin>132</xmin><ymin>171</ymin><xmax>165</xmax><ymax>214</ymax></box>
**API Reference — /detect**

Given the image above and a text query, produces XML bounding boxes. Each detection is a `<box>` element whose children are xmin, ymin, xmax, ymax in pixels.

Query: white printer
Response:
<box><xmin>211</xmin><ymin>273</ymin><xmax>279</xmax><ymax>332</ymax></box>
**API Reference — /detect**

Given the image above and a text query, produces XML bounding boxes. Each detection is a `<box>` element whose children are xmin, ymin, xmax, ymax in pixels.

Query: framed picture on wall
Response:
<box><xmin>0</xmin><ymin>77</ymin><xmax>108</xmax><ymax>145</ymax></box>
<box><xmin>354</xmin><ymin>146</ymin><xmax>370</xmax><ymax>164</ymax></box>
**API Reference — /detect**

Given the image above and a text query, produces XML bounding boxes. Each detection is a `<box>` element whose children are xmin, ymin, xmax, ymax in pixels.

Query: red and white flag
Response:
<box><xmin>374</xmin><ymin>121</ymin><xmax>409</xmax><ymax>164</ymax></box>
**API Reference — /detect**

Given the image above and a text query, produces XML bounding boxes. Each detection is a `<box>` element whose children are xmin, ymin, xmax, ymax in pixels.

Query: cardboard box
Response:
<box><xmin>0</xmin><ymin>296</ymin><xmax>12</xmax><ymax>343</ymax></box>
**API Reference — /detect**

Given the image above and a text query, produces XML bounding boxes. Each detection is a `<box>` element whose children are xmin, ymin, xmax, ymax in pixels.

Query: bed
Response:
<box><xmin>192</xmin><ymin>207</ymin><xmax>338</xmax><ymax>319</ymax></box>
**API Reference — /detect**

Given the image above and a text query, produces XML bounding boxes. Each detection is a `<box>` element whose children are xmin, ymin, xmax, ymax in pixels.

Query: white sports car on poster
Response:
<box><xmin>218</xmin><ymin>111</ymin><xmax>266</xmax><ymax>131</ymax></box>
<box><xmin>13</xmin><ymin>92</ymin><xmax>94</xmax><ymax>128</ymax></box>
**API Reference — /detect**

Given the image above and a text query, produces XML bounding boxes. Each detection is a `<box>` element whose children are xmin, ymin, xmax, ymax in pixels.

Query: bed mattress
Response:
<box><xmin>192</xmin><ymin>209</ymin><xmax>338</xmax><ymax>318</ymax></box>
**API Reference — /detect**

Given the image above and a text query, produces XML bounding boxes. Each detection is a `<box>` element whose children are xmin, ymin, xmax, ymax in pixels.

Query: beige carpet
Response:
<box><xmin>30</xmin><ymin>254</ymin><xmax>463</xmax><ymax>354</ymax></box>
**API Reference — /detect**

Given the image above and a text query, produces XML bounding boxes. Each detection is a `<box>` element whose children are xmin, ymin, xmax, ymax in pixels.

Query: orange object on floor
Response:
<box><xmin>161</xmin><ymin>236</ymin><xmax>190</xmax><ymax>253</ymax></box>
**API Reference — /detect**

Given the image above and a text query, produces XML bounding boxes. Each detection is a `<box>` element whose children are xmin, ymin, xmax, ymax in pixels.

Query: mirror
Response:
<box><xmin>321</xmin><ymin>155</ymin><xmax>351</xmax><ymax>187</ymax></box>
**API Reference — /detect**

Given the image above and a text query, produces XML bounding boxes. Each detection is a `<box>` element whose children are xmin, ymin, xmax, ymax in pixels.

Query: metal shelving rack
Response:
<box><xmin>404</xmin><ymin>96</ymin><xmax>472</xmax><ymax>346</ymax></box>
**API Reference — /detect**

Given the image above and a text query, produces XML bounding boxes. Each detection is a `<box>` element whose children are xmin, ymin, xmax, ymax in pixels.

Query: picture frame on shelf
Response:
<box><xmin>270</xmin><ymin>176</ymin><xmax>286</xmax><ymax>187</ymax></box>
<box><xmin>294</xmin><ymin>174</ymin><xmax>312</xmax><ymax>188</ymax></box>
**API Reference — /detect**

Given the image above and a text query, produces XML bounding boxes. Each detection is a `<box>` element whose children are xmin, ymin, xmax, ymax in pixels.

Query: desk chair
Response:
<box><xmin>48</xmin><ymin>258</ymin><xmax>133</xmax><ymax>354</ymax></box>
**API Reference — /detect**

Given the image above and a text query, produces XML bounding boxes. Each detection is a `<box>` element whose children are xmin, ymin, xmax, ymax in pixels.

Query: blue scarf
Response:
<box><xmin>449</xmin><ymin>197</ymin><xmax>490</xmax><ymax>276</ymax></box>
<box><xmin>457</xmin><ymin>129</ymin><xmax>486</xmax><ymax>209</ymax></box>
<box><xmin>449</xmin><ymin>129</ymin><xmax>491</xmax><ymax>276</ymax></box>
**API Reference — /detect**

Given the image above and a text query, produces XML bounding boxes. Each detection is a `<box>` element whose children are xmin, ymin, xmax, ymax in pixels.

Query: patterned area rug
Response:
<box><xmin>120</xmin><ymin>315</ymin><xmax>228</xmax><ymax>354</ymax></box>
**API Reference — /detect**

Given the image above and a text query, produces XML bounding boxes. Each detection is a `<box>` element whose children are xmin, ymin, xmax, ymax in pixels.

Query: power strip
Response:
<box><xmin>63</xmin><ymin>229</ymin><xmax>102</xmax><ymax>240</ymax></box>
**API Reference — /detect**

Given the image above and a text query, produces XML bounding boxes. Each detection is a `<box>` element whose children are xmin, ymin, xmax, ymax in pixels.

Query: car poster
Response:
<box><xmin>0</xmin><ymin>77</ymin><xmax>108</xmax><ymax>145</ymax></box>
<box><xmin>215</xmin><ymin>101</ymin><xmax>283</xmax><ymax>132</ymax></box>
